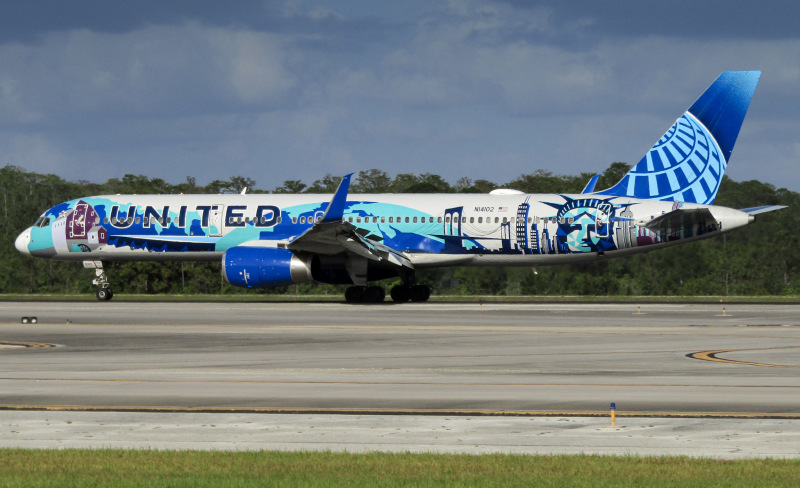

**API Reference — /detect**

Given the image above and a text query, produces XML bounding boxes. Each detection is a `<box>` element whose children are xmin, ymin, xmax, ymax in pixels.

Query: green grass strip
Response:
<box><xmin>1</xmin><ymin>450</ymin><xmax>798</xmax><ymax>487</ymax></box>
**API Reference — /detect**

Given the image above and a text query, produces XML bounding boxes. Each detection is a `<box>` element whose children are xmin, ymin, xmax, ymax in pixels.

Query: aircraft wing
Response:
<box><xmin>285</xmin><ymin>174</ymin><xmax>414</xmax><ymax>270</ymax></box>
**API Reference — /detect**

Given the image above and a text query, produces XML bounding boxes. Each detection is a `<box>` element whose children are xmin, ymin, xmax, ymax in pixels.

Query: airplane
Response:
<box><xmin>15</xmin><ymin>70</ymin><xmax>785</xmax><ymax>303</ymax></box>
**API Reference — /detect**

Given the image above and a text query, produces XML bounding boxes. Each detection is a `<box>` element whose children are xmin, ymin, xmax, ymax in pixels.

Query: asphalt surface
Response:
<box><xmin>1</xmin><ymin>300</ymin><xmax>799</xmax><ymax>457</ymax></box>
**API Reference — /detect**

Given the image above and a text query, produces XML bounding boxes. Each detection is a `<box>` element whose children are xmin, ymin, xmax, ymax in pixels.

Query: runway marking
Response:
<box><xmin>0</xmin><ymin>341</ymin><xmax>54</xmax><ymax>349</ymax></box>
<box><xmin>1</xmin><ymin>404</ymin><xmax>799</xmax><ymax>419</ymax></box>
<box><xmin>687</xmin><ymin>346</ymin><xmax>800</xmax><ymax>369</ymax></box>
<box><xmin>0</xmin><ymin>377</ymin><xmax>797</xmax><ymax>389</ymax></box>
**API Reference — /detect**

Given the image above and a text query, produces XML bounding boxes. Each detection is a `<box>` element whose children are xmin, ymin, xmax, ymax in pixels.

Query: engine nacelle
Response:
<box><xmin>222</xmin><ymin>247</ymin><xmax>313</xmax><ymax>288</ymax></box>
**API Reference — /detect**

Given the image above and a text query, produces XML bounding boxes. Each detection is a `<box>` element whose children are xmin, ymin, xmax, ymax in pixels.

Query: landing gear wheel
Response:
<box><xmin>390</xmin><ymin>285</ymin><xmax>410</xmax><ymax>303</ymax></box>
<box><xmin>30</xmin><ymin>317</ymin><xmax>38</xmax><ymax>324</ymax></box>
<box><xmin>96</xmin><ymin>288</ymin><xmax>113</xmax><ymax>301</ymax></box>
<box><xmin>21</xmin><ymin>317</ymin><xmax>29</xmax><ymax>324</ymax></box>
<box><xmin>366</xmin><ymin>286</ymin><xmax>385</xmax><ymax>303</ymax></box>
<box><xmin>346</xmin><ymin>286</ymin><xmax>385</xmax><ymax>303</ymax></box>
<box><xmin>345</xmin><ymin>286</ymin><xmax>366</xmax><ymax>303</ymax></box>
<box><xmin>409</xmin><ymin>284</ymin><xmax>431</xmax><ymax>302</ymax></box>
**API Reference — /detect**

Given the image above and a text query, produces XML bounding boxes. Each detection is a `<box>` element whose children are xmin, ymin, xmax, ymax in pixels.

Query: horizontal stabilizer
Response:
<box><xmin>739</xmin><ymin>205</ymin><xmax>787</xmax><ymax>216</ymax></box>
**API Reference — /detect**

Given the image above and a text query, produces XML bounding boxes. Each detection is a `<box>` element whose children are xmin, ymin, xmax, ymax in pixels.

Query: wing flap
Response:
<box><xmin>286</xmin><ymin>174</ymin><xmax>414</xmax><ymax>271</ymax></box>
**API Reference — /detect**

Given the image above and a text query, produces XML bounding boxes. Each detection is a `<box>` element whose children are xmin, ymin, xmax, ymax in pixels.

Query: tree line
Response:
<box><xmin>1</xmin><ymin>164</ymin><xmax>797</xmax><ymax>297</ymax></box>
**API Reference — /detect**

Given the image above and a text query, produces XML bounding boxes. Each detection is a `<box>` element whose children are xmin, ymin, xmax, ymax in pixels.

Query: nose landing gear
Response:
<box><xmin>85</xmin><ymin>261</ymin><xmax>114</xmax><ymax>301</ymax></box>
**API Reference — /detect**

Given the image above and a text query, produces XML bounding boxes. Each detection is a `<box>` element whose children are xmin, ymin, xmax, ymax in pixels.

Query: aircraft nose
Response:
<box><xmin>15</xmin><ymin>227</ymin><xmax>32</xmax><ymax>255</ymax></box>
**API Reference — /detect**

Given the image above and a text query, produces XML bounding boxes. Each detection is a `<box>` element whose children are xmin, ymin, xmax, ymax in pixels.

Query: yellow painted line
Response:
<box><xmin>687</xmin><ymin>346</ymin><xmax>800</xmax><ymax>369</ymax></box>
<box><xmin>0</xmin><ymin>377</ymin><xmax>797</xmax><ymax>389</ymax></box>
<box><xmin>1</xmin><ymin>404</ymin><xmax>799</xmax><ymax>419</ymax></box>
<box><xmin>0</xmin><ymin>341</ymin><xmax>55</xmax><ymax>349</ymax></box>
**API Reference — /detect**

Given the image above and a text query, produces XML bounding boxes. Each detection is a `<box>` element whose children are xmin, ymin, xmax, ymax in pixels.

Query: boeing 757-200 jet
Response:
<box><xmin>15</xmin><ymin>71</ymin><xmax>785</xmax><ymax>302</ymax></box>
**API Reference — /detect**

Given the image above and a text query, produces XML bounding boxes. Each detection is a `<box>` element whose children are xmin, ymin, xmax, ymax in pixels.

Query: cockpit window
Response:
<box><xmin>34</xmin><ymin>216</ymin><xmax>51</xmax><ymax>228</ymax></box>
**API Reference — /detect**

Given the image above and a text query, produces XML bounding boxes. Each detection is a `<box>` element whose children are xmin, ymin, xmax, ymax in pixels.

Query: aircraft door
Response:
<box><xmin>209</xmin><ymin>205</ymin><xmax>224</xmax><ymax>237</ymax></box>
<box><xmin>594</xmin><ymin>203</ymin><xmax>611</xmax><ymax>239</ymax></box>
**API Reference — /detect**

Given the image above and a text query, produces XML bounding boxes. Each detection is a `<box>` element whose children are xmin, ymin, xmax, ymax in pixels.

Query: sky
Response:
<box><xmin>1</xmin><ymin>0</ymin><xmax>799</xmax><ymax>192</ymax></box>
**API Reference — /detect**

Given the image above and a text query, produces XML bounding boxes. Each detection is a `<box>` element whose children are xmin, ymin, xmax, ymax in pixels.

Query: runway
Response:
<box><xmin>1</xmin><ymin>301</ymin><xmax>799</xmax><ymax>456</ymax></box>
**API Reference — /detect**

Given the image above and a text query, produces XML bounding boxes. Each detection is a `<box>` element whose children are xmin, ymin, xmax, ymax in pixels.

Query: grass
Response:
<box><xmin>0</xmin><ymin>450</ymin><xmax>799</xmax><ymax>487</ymax></box>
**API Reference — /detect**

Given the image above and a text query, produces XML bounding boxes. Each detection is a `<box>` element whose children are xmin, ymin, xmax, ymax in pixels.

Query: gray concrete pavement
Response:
<box><xmin>1</xmin><ymin>411</ymin><xmax>799</xmax><ymax>459</ymax></box>
<box><xmin>1</xmin><ymin>301</ymin><xmax>799</xmax><ymax>456</ymax></box>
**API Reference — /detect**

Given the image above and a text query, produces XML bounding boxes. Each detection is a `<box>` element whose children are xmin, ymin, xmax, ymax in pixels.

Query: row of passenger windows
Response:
<box><xmin>340</xmin><ymin>216</ymin><xmax>574</xmax><ymax>225</ymax></box>
<box><xmin>100</xmin><ymin>214</ymin><xmax>575</xmax><ymax>227</ymax></box>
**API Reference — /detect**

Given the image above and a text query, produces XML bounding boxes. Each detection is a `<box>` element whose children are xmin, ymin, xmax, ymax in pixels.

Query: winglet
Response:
<box><xmin>320</xmin><ymin>173</ymin><xmax>353</xmax><ymax>223</ymax></box>
<box><xmin>581</xmin><ymin>174</ymin><xmax>602</xmax><ymax>194</ymax></box>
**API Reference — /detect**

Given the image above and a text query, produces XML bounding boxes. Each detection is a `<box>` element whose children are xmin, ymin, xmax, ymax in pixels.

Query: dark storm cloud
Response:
<box><xmin>507</xmin><ymin>0</ymin><xmax>800</xmax><ymax>40</ymax></box>
<box><xmin>0</xmin><ymin>1</ymin><xmax>797</xmax><ymax>190</ymax></box>
<box><xmin>0</xmin><ymin>0</ymin><xmax>407</xmax><ymax>47</ymax></box>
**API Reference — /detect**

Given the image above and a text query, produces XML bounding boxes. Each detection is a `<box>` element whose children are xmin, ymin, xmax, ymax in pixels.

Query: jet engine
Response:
<box><xmin>222</xmin><ymin>247</ymin><xmax>313</xmax><ymax>288</ymax></box>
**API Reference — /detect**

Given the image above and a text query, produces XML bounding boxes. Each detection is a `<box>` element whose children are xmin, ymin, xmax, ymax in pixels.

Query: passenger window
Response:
<box><xmin>380</xmin><ymin>217</ymin><xmax>385</xmax><ymax>223</ymax></box>
<box><xmin>356</xmin><ymin>217</ymin><xmax>362</xmax><ymax>223</ymax></box>
<box><xmin>405</xmin><ymin>217</ymin><xmax>410</xmax><ymax>223</ymax></box>
<box><xmin>478</xmin><ymin>217</ymin><xmax>483</xmax><ymax>223</ymax></box>
<box><xmin>437</xmin><ymin>217</ymin><xmax>442</xmax><ymax>223</ymax></box>
<box><xmin>292</xmin><ymin>217</ymin><xmax>298</xmax><ymax>224</ymax></box>
<box><xmin>470</xmin><ymin>217</ymin><xmax>474</xmax><ymax>223</ymax></box>
<box><xmin>373</xmin><ymin>217</ymin><xmax>378</xmax><ymax>223</ymax></box>
<box><xmin>413</xmin><ymin>217</ymin><xmax>418</xmax><ymax>223</ymax></box>
<box><xmin>445</xmin><ymin>216</ymin><xmax>450</xmax><ymax>224</ymax></box>
<box><xmin>388</xmin><ymin>217</ymin><xmax>393</xmax><ymax>223</ymax></box>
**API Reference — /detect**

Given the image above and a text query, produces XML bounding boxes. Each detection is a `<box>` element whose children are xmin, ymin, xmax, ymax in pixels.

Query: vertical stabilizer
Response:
<box><xmin>597</xmin><ymin>71</ymin><xmax>760</xmax><ymax>204</ymax></box>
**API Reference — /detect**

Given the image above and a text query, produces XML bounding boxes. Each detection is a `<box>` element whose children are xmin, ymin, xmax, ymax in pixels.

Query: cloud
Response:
<box><xmin>0</xmin><ymin>1</ymin><xmax>798</xmax><ymax>191</ymax></box>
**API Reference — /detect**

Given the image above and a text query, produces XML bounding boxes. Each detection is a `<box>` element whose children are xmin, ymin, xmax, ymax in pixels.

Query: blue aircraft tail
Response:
<box><xmin>597</xmin><ymin>71</ymin><xmax>760</xmax><ymax>204</ymax></box>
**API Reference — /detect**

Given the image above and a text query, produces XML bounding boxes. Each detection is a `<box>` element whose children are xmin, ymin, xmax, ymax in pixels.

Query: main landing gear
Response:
<box><xmin>343</xmin><ymin>283</ymin><xmax>431</xmax><ymax>303</ymax></box>
<box><xmin>85</xmin><ymin>261</ymin><xmax>114</xmax><ymax>301</ymax></box>
<box><xmin>390</xmin><ymin>284</ymin><xmax>431</xmax><ymax>303</ymax></box>
<box><xmin>344</xmin><ymin>285</ymin><xmax>385</xmax><ymax>303</ymax></box>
